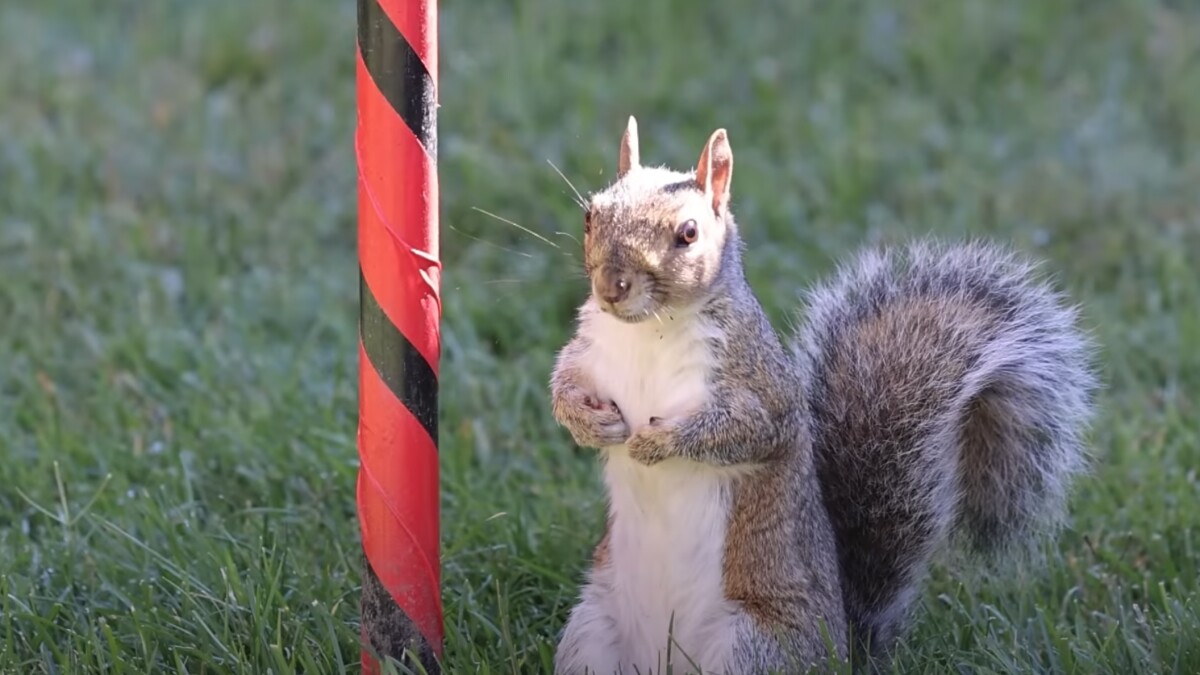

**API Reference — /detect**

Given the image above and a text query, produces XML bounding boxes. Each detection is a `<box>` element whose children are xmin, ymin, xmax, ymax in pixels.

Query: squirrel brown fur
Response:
<box><xmin>549</xmin><ymin>117</ymin><xmax>1097</xmax><ymax>675</ymax></box>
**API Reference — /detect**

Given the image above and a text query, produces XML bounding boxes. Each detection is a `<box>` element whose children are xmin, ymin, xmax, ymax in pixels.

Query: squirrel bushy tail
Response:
<box><xmin>794</xmin><ymin>240</ymin><xmax>1097</xmax><ymax>656</ymax></box>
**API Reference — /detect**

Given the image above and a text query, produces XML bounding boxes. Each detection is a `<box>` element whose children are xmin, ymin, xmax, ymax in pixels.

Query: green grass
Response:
<box><xmin>1</xmin><ymin>0</ymin><xmax>1199</xmax><ymax>672</ymax></box>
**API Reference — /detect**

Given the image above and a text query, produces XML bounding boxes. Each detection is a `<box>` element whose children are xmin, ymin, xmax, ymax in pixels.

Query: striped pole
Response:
<box><xmin>355</xmin><ymin>0</ymin><xmax>442</xmax><ymax>672</ymax></box>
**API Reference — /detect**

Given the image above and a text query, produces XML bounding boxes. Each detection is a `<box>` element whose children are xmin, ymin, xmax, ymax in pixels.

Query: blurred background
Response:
<box><xmin>1</xmin><ymin>0</ymin><xmax>1198</xmax><ymax>672</ymax></box>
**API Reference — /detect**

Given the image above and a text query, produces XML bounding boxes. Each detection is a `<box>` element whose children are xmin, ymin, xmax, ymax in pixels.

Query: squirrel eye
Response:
<box><xmin>584</xmin><ymin>211</ymin><xmax>592</xmax><ymax>235</ymax></box>
<box><xmin>675</xmin><ymin>219</ymin><xmax>699</xmax><ymax>247</ymax></box>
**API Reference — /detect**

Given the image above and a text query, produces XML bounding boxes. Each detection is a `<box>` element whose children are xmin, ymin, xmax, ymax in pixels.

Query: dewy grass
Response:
<box><xmin>1</xmin><ymin>0</ymin><xmax>1199</xmax><ymax>673</ymax></box>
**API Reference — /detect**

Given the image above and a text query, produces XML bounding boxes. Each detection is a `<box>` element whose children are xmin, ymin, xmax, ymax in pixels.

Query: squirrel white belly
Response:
<box><xmin>560</xmin><ymin>305</ymin><xmax>744</xmax><ymax>674</ymax></box>
<box><xmin>549</xmin><ymin>117</ymin><xmax>1097</xmax><ymax>675</ymax></box>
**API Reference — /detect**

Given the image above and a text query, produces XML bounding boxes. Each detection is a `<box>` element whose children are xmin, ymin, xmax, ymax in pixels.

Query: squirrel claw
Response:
<box><xmin>557</xmin><ymin>391</ymin><xmax>630</xmax><ymax>448</ymax></box>
<box><xmin>627</xmin><ymin>421</ymin><xmax>674</xmax><ymax>465</ymax></box>
<box><xmin>583</xmin><ymin>394</ymin><xmax>620</xmax><ymax>414</ymax></box>
<box><xmin>628</xmin><ymin>442</ymin><xmax>668</xmax><ymax>466</ymax></box>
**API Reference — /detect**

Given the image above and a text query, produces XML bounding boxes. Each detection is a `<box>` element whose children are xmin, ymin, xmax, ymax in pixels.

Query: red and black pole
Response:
<box><xmin>355</xmin><ymin>0</ymin><xmax>442</xmax><ymax>672</ymax></box>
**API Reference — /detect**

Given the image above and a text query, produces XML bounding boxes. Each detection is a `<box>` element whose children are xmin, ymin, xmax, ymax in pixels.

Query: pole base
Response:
<box><xmin>361</xmin><ymin>556</ymin><xmax>442</xmax><ymax>675</ymax></box>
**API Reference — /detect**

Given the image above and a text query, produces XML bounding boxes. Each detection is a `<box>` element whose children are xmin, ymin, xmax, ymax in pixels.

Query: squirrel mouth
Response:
<box><xmin>592</xmin><ymin>273</ymin><xmax>665</xmax><ymax>323</ymax></box>
<box><xmin>600</xmin><ymin>299</ymin><xmax>667</xmax><ymax>324</ymax></box>
<box><xmin>599</xmin><ymin>298</ymin><xmax>662</xmax><ymax>324</ymax></box>
<box><xmin>608</xmin><ymin>308</ymin><xmax>655</xmax><ymax>324</ymax></box>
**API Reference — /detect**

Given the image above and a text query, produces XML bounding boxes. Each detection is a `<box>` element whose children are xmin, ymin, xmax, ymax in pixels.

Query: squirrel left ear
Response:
<box><xmin>618</xmin><ymin>116</ymin><xmax>640</xmax><ymax>178</ymax></box>
<box><xmin>695</xmin><ymin>128</ymin><xmax>733</xmax><ymax>215</ymax></box>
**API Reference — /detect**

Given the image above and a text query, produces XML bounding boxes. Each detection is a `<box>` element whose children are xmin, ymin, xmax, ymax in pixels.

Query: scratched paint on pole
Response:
<box><xmin>355</xmin><ymin>0</ymin><xmax>441</xmax><ymax>671</ymax></box>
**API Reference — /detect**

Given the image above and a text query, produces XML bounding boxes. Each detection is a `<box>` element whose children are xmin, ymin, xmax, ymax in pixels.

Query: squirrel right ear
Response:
<box><xmin>618</xmin><ymin>116</ymin><xmax>640</xmax><ymax>178</ymax></box>
<box><xmin>695</xmin><ymin>128</ymin><xmax>733</xmax><ymax>215</ymax></box>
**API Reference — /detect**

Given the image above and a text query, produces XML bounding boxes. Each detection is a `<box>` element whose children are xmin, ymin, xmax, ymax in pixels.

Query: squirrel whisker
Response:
<box><xmin>547</xmin><ymin>158</ymin><xmax>588</xmax><ymax>210</ymax></box>
<box><xmin>447</xmin><ymin>225</ymin><xmax>534</xmax><ymax>258</ymax></box>
<box><xmin>554</xmin><ymin>231</ymin><xmax>583</xmax><ymax>249</ymax></box>
<box><xmin>471</xmin><ymin>206</ymin><xmax>560</xmax><ymax>249</ymax></box>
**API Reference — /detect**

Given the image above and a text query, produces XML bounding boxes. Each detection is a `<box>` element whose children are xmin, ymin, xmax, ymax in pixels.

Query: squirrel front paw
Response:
<box><xmin>553</xmin><ymin>390</ymin><xmax>631</xmax><ymax>449</ymax></box>
<box><xmin>627</xmin><ymin>417</ymin><xmax>677</xmax><ymax>465</ymax></box>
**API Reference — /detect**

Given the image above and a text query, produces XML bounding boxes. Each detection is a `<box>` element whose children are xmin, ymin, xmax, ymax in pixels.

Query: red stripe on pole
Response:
<box><xmin>376</xmin><ymin>0</ymin><xmax>437</xmax><ymax>81</ymax></box>
<box><xmin>356</xmin><ymin>51</ymin><xmax>441</xmax><ymax>371</ymax></box>
<box><xmin>358</xmin><ymin>341</ymin><xmax>443</xmax><ymax>643</ymax></box>
<box><xmin>356</xmin><ymin>0</ymin><xmax>441</xmax><ymax>670</ymax></box>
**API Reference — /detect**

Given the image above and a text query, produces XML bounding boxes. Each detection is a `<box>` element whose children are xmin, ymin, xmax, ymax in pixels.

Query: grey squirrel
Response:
<box><xmin>549</xmin><ymin>117</ymin><xmax>1097</xmax><ymax>675</ymax></box>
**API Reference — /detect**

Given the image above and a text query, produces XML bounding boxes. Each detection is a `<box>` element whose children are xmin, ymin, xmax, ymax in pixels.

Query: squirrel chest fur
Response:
<box><xmin>576</xmin><ymin>304</ymin><xmax>742</xmax><ymax>671</ymax></box>
<box><xmin>549</xmin><ymin>117</ymin><xmax>1096</xmax><ymax>675</ymax></box>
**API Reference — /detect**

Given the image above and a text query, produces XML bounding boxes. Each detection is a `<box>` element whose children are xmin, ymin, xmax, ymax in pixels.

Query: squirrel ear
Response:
<box><xmin>695</xmin><ymin>128</ymin><xmax>733</xmax><ymax>214</ymax></box>
<box><xmin>618</xmin><ymin>116</ymin><xmax>640</xmax><ymax>178</ymax></box>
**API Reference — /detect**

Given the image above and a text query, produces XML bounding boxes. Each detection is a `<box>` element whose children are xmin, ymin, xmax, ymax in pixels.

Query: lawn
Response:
<box><xmin>1</xmin><ymin>0</ymin><xmax>1199</xmax><ymax>673</ymax></box>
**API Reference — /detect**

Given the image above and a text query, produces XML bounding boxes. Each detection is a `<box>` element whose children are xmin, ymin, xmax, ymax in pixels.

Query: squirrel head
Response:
<box><xmin>582</xmin><ymin>116</ymin><xmax>736</xmax><ymax>323</ymax></box>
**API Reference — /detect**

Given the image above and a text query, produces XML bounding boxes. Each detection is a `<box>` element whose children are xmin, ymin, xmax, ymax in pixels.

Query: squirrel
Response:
<box><xmin>549</xmin><ymin>117</ymin><xmax>1097</xmax><ymax>675</ymax></box>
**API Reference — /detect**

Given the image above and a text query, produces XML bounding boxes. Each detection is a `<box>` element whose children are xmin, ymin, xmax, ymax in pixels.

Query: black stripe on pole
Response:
<box><xmin>359</xmin><ymin>269</ymin><xmax>439</xmax><ymax>444</ymax></box>
<box><xmin>362</xmin><ymin>557</ymin><xmax>439</xmax><ymax>673</ymax></box>
<box><xmin>357</xmin><ymin>0</ymin><xmax>437</xmax><ymax>157</ymax></box>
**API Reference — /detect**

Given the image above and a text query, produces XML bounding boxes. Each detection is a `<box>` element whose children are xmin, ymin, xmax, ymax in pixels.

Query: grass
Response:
<box><xmin>1</xmin><ymin>0</ymin><xmax>1198</xmax><ymax>672</ymax></box>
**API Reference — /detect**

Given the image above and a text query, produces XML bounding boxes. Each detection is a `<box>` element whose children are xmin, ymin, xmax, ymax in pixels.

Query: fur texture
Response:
<box><xmin>795</xmin><ymin>240</ymin><xmax>1098</xmax><ymax>657</ymax></box>
<box><xmin>549</xmin><ymin>118</ymin><xmax>1096</xmax><ymax>674</ymax></box>
<box><xmin>555</xmin><ymin>303</ymin><xmax>742</xmax><ymax>674</ymax></box>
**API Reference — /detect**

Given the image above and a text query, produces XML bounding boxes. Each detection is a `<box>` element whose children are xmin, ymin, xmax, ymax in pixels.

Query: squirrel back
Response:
<box><xmin>795</xmin><ymin>240</ymin><xmax>1097</xmax><ymax>655</ymax></box>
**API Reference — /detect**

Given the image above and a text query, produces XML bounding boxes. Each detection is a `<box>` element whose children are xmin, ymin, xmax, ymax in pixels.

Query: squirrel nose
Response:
<box><xmin>600</xmin><ymin>274</ymin><xmax>632</xmax><ymax>305</ymax></box>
